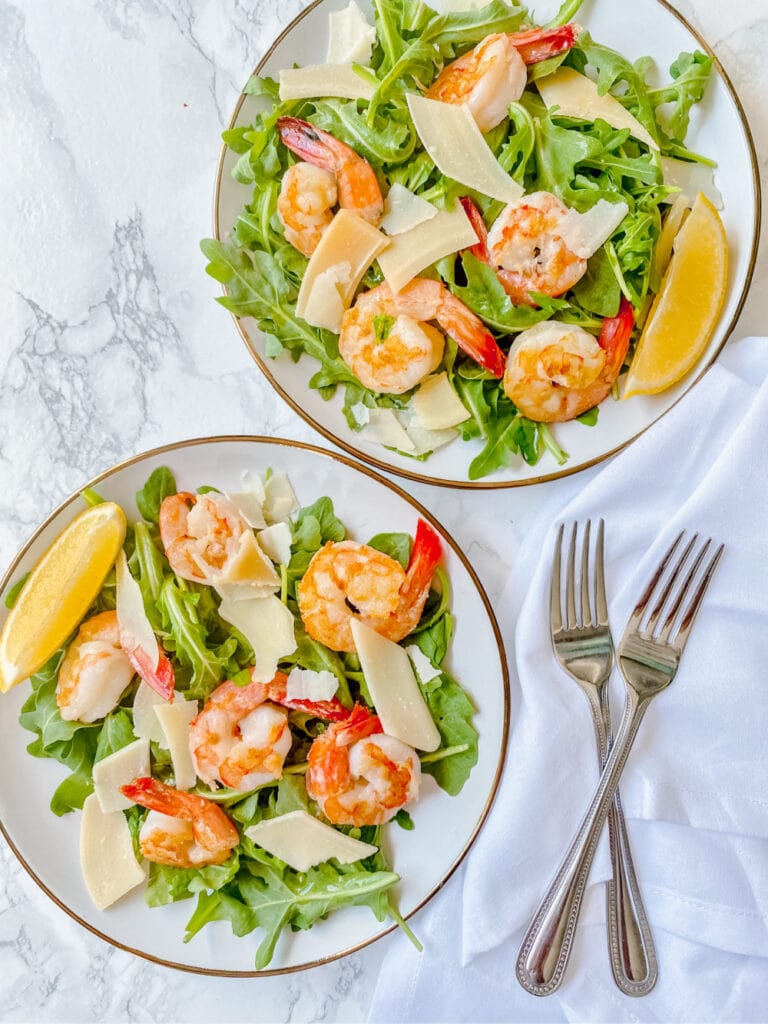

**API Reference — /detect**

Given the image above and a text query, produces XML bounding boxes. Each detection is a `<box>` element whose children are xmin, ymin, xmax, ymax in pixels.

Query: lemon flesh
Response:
<box><xmin>623</xmin><ymin>192</ymin><xmax>728</xmax><ymax>399</ymax></box>
<box><xmin>0</xmin><ymin>502</ymin><xmax>127</xmax><ymax>693</ymax></box>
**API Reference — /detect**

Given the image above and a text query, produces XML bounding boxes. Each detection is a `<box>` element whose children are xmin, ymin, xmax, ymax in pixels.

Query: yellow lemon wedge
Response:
<box><xmin>0</xmin><ymin>501</ymin><xmax>127</xmax><ymax>693</ymax></box>
<box><xmin>623</xmin><ymin>192</ymin><xmax>728</xmax><ymax>399</ymax></box>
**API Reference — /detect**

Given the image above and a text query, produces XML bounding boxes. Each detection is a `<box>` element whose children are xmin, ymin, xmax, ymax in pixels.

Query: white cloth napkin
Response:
<box><xmin>369</xmin><ymin>338</ymin><xmax>768</xmax><ymax>1022</ymax></box>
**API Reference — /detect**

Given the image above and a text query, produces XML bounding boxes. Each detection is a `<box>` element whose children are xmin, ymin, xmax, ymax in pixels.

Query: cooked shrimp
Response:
<box><xmin>277</xmin><ymin>117</ymin><xmax>383</xmax><ymax>253</ymax></box>
<box><xmin>470</xmin><ymin>192</ymin><xmax>588</xmax><ymax>306</ymax></box>
<box><xmin>503</xmin><ymin>298</ymin><xmax>634</xmax><ymax>422</ymax></box>
<box><xmin>306</xmin><ymin>704</ymin><xmax>421</xmax><ymax>826</ymax></box>
<box><xmin>427</xmin><ymin>24</ymin><xmax>581</xmax><ymax>133</ymax></box>
<box><xmin>298</xmin><ymin>518</ymin><xmax>442</xmax><ymax>653</ymax></box>
<box><xmin>158</xmin><ymin>491</ymin><xmax>248</xmax><ymax>584</ymax></box>
<box><xmin>56</xmin><ymin>611</ymin><xmax>135</xmax><ymax>723</ymax></box>
<box><xmin>277</xmin><ymin>162</ymin><xmax>338</xmax><ymax>257</ymax></box>
<box><xmin>339</xmin><ymin>277</ymin><xmax>505</xmax><ymax>393</ymax></box>
<box><xmin>190</xmin><ymin>674</ymin><xmax>349</xmax><ymax>793</ymax></box>
<box><xmin>121</xmin><ymin>777</ymin><xmax>239</xmax><ymax>868</ymax></box>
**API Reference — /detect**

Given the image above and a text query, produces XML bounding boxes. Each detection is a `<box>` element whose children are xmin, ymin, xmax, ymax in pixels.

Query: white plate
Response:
<box><xmin>0</xmin><ymin>437</ymin><xmax>509</xmax><ymax>975</ymax></box>
<box><xmin>214</xmin><ymin>0</ymin><xmax>760</xmax><ymax>488</ymax></box>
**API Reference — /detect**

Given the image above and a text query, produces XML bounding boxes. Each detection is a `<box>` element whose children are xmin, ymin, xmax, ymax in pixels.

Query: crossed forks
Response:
<box><xmin>516</xmin><ymin>523</ymin><xmax>724</xmax><ymax>997</ymax></box>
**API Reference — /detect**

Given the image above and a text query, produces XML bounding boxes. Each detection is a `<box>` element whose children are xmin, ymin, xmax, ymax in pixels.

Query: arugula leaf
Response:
<box><xmin>421</xmin><ymin>674</ymin><xmax>478</xmax><ymax>795</ymax></box>
<box><xmin>146</xmin><ymin>852</ymin><xmax>241</xmax><ymax>907</ymax></box>
<box><xmin>367</xmin><ymin>532</ymin><xmax>411</xmax><ymax>570</ymax></box>
<box><xmin>647</xmin><ymin>51</ymin><xmax>714</xmax><ymax>144</ymax></box>
<box><xmin>135</xmin><ymin>467</ymin><xmax>177</xmax><ymax>525</ymax></box>
<box><xmin>94</xmin><ymin>709</ymin><xmax>137</xmax><ymax>763</ymax></box>
<box><xmin>572</xmin><ymin>248</ymin><xmax>622</xmax><ymax>317</ymax></box>
<box><xmin>157</xmin><ymin>578</ymin><xmax>230</xmax><ymax>699</ymax></box>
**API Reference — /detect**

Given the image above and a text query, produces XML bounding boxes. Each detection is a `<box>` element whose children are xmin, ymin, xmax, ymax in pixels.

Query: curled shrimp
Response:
<box><xmin>427</xmin><ymin>24</ymin><xmax>580</xmax><ymax>132</ymax></box>
<box><xmin>339</xmin><ymin>277</ymin><xmax>506</xmax><ymax>393</ymax></box>
<box><xmin>189</xmin><ymin>673</ymin><xmax>348</xmax><ymax>793</ymax></box>
<box><xmin>277</xmin><ymin>162</ymin><xmax>338</xmax><ymax>257</ymax></box>
<box><xmin>121</xmin><ymin>777</ymin><xmax>239</xmax><ymax>868</ymax></box>
<box><xmin>297</xmin><ymin>518</ymin><xmax>442</xmax><ymax>653</ymax></box>
<box><xmin>503</xmin><ymin>298</ymin><xmax>634</xmax><ymax>422</ymax></box>
<box><xmin>306</xmin><ymin>704</ymin><xmax>421</xmax><ymax>826</ymax></box>
<box><xmin>158</xmin><ymin>491</ymin><xmax>248</xmax><ymax>584</ymax></box>
<box><xmin>57</xmin><ymin>610</ymin><xmax>135</xmax><ymax>723</ymax></box>
<box><xmin>277</xmin><ymin>116</ymin><xmax>383</xmax><ymax>254</ymax></box>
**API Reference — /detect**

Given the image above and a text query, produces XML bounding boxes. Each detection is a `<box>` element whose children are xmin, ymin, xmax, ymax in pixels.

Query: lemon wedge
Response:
<box><xmin>0</xmin><ymin>502</ymin><xmax>127</xmax><ymax>693</ymax></box>
<box><xmin>623</xmin><ymin>192</ymin><xmax>728</xmax><ymax>399</ymax></box>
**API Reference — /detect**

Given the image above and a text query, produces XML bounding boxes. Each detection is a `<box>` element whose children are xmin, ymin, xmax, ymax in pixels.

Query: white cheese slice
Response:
<box><xmin>257</xmin><ymin>522</ymin><xmax>293</xmax><ymax>566</ymax></box>
<box><xmin>93</xmin><ymin>737</ymin><xmax>150</xmax><ymax>813</ymax></box>
<box><xmin>286</xmin><ymin>666</ymin><xmax>339</xmax><ymax>702</ymax></box>
<box><xmin>406</xmin><ymin>644</ymin><xmax>442</xmax><ymax>685</ymax></box>
<box><xmin>263</xmin><ymin>471</ymin><xmax>299</xmax><ymax>524</ymax></box>
<box><xmin>301</xmin><ymin>261</ymin><xmax>352</xmax><ymax>333</ymax></box>
<box><xmin>155</xmin><ymin>698</ymin><xmax>199</xmax><ymax>790</ymax></box>
<box><xmin>240</xmin><ymin>470</ymin><xmax>267</xmax><ymax>506</ymax></box>
<box><xmin>279</xmin><ymin>64</ymin><xmax>376</xmax><ymax>102</ymax></box>
<box><xmin>350</xmin><ymin>618</ymin><xmax>441</xmax><ymax>752</ymax></box>
<box><xmin>132</xmin><ymin>681</ymin><xmax>168</xmax><ymax>746</ymax></box>
<box><xmin>225</xmin><ymin>490</ymin><xmax>267</xmax><ymax>530</ymax></box>
<box><xmin>215</xmin><ymin>581</ymin><xmax>283</xmax><ymax>603</ymax></box>
<box><xmin>326</xmin><ymin>1</ymin><xmax>377</xmax><ymax>66</ymax></box>
<box><xmin>245</xmin><ymin>810</ymin><xmax>378</xmax><ymax>871</ymax></box>
<box><xmin>218</xmin><ymin>594</ymin><xmax>297</xmax><ymax>683</ymax></box>
<box><xmin>359</xmin><ymin>407</ymin><xmax>416</xmax><ymax>453</ymax></box>
<box><xmin>296</xmin><ymin>210</ymin><xmax>389</xmax><ymax>329</ymax></box>
<box><xmin>412</xmin><ymin>372</ymin><xmax>471</xmax><ymax>430</ymax></box>
<box><xmin>80</xmin><ymin>793</ymin><xmax>146</xmax><ymax>910</ymax></box>
<box><xmin>402</xmin><ymin>415</ymin><xmax>458</xmax><ymax>458</ymax></box>
<box><xmin>558</xmin><ymin>199</ymin><xmax>630</xmax><ymax>260</ymax></box>
<box><xmin>220</xmin><ymin>530</ymin><xmax>281</xmax><ymax>589</ymax></box>
<box><xmin>115</xmin><ymin>549</ymin><xmax>158</xmax><ymax>670</ymax></box>
<box><xmin>349</xmin><ymin>402</ymin><xmax>371</xmax><ymax>427</ymax></box>
<box><xmin>380</xmin><ymin>184</ymin><xmax>439</xmax><ymax>236</ymax></box>
<box><xmin>377</xmin><ymin>204</ymin><xmax>478</xmax><ymax>294</ymax></box>
<box><xmin>661</xmin><ymin>156</ymin><xmax>723</xmax><ymax>209</ymax></box>
<box><xmin>407</xmin><ymin>94</ymin><xmax>525</xmax><ymax>204</ymax></box>
<box><xmin>537</xmin><ymin>67</ymin><xmax>659</xmax><ymax>151</ymax></box>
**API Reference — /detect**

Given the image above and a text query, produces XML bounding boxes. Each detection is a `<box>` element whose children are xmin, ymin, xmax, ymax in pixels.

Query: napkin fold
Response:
<box><xmin>369</xmin><ymin>338</ymin><xmax>768</xmax><ymax>1022</ymax></box>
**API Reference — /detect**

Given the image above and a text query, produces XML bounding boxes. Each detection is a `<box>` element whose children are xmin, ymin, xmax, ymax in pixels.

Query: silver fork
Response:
<box><xmin>517</xmin><ymin>530</ymin><xmax>724</xmax><ymax>997</ymax></box>
<box><xmin>551</xmin><ymin>521</ymin><xmax>657</xmax><ymax>996</ymax></box>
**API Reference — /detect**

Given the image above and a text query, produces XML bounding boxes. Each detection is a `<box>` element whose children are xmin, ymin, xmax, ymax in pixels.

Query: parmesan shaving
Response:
<box><xmin>377</xmin><ymin>204</ymin><xmax>478</xmax><ymax>294</ymax></box>
<box><xmin>263</xmin><ymin>472</ymin><xmax>299</xmax><ymax>524</ymax></box>
<box><xmin>301</xmin><ymin>261</ymin><xmax>352</xmax><ymax>333</ymax></box>
<box><xmin>286</xmin><ymin>667</ymin><xmax>339</xmax><ymax>702</ymax></box>
<box><xmin>279</xmin><ymin>64</ymin><xmax>376</xmax><ymax>102</ymax></box>
<box><xmin>225</xmin><ymin>490</ymin><xmax>267</xmax><ymax>529</ymax></box>
<box><xmin>359</xmin><ymin>408</ymin><xmax>416</xmax><ymax>453</ymax></box>
<box><xmin>245</xmin><ymin>810</ymin><xmax>378</xmax><ymax>872</ymax></box>
<box><xmin>406</xmin><ymin>644</ymin><xmax>442</xmax><ymax>684</ymax></box>
<box><xmin>661</xmin><ymin>156</ymin><xmax>723</xmax><ymax>209</ymax></box>
<box><xmin>412</xmin><ymin>372</ymin><xmax>471</xmax><ymax>430</ymax></box>
<box><xmin>115</xmin><ymin>550</ymin><xmax>158</xmax><ymax>670</ymax></box>
<box><xmin>80</xmin><ymin>794</ymin><xmax>146</xmax><ymax>910</ymax></box>
<box><xmin>132</xmin><ymin>681</ymin><xmax>167</xmax><ymax>745</ymax></box>
<box><xmin>92</xmin><ymin>738</ymin><xmax>150</xmax><ymax>813</ymax></box>
<box><xmin>326</xmin><ymin>1</ymin><xmax>377</xmax><ymax>66</ymax></box>
<box><xmin>257</xmin><ymin>522</ymin><xmax>292</xmax><ymax>566</ymax></box>
<box><xmin>407</xmin><ymin>94</ymin><xmax>524</xmax><ymax>204</ymax></box>
<box><xmin>380</xmin><ymin>184</ymin><xmax>438</xmax><ymax>236</ymax></box>
<box><xmin>155</xmin><ymin>698</ymin><xmax>199</xmax><ymax>790</ymax></box>
<box><xmin>558</xmin><ymin>199</ymin><xmax>630</xmax><ymax>259</ymax></box>
<box><xmin>218</xmin><ymin>594</ymin><xmax>297</xmax><ymax>683</ymax></box>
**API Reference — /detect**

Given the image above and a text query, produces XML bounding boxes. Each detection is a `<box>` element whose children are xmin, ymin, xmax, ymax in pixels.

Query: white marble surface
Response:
<box><xmin>0</xmin><ymin>0</ymin><xmax>765</xmax><ymax>1020</ymax></box>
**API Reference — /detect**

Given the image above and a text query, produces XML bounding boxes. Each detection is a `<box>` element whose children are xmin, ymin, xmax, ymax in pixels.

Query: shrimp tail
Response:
<box><xmin>277</xmin><ymin>116</ymin><xmax>339</xmax><ymax>169</ymax></box>
<box><xmin>438</xmin><ymin>291</ymin><xmax>507</xmax><ymax>379</ymax></box>
<box><xmin>121</xmin><ymin>777</ymin><xmax>239</xmax><ymax>853</ymax></box>
<box><xmin>264</xmin><ymin>672</ymin><xmax>350</xmax><ymax>721</ymax></box>
<box><xmin>336</xmin><ymin>703</ymin><xmax>383</xmax><ymax>746</ymax></box>
<box><xmin>121</xmin><ymin>776</ymin><xmax>185</xmax><ymax>814</ymax></box>
<box><xmin>400</xmin><ymin>519</ymin><xmax>442</xmax><ymax>609</ymax></box>
<box><xmin>460</xmin><ymin>197</ymin><xmax>490</xmax><ymax>261</ymax></box>
<box><xmin>123</xmin><ymin>642</ymin><xmax>175</xmax><ymax>701</ymax></box>
<box><xmin>599</xmin><ymin>297</ymin><xmax>634</xmax><ymax>378</ymax></box>
<box><xmin>508</xmin><ymin>23</ymin><xmax>581</xmax><ymax>65</ymax></box>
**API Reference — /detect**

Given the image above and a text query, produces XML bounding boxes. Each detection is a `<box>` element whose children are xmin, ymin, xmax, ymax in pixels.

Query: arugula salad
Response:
<box><xmin>203</xmin><ymin>0</ymin><xmax>718</xmax><ymax>479</ymax></box>
<box><xmin>16</xmin><ymin>466</ymin><xmax>476</xmax><ymax>969</ymax></box>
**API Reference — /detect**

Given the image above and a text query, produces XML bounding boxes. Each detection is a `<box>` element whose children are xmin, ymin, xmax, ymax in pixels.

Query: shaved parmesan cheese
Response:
<box><xmin>359</xmin><ymin>407</ymin><xmax>416</xmax><ymax>453</ymax></box>
<box><xmin>225</xmin><ymin>490</ymin><xmax>267</xmax><ymax>530</ymax></box>
<box><xmin>279</xmin><ymin>64</ymin><xmax>376</xmax><ymax>102</ymax></box>
<box><xmin>301</xmin><ymin>261</ymin><xmax>352</xmax><ymax>332</ymax></box>
<box><xmin>377</xmin><ymin>204</ymin><xmax>478</xmax><ymax>294</ymax></box>
<box><xmin>240</xmin><ymin>470</ymin><xmax>267</xmax><ymax>505</ymax></box>
<box><xmin>257</xmin><ymin>522</ymin><xmax>292</xmax><ymax>566</ymax></box>
<box><xmin>381</xmin><ymin>184</ymin><xmax>438</xmax><ymax>236</ymax></box>
<box><xmin>155</xmin><ymin>698</ymin><xmax>199</xmax><ymax>790</ymax></box>
<box><xmin>350</xmin><ymin>618</ymin><xmax>441</xmax><ymax>751</ymax></box>
<box><xmin>558</xmin><ymin>199</ymin><xmax>630</xmax><ymax>259</ymax></box>
<box><xmin>327</xmin><ymin>1</ymin><xmax>377</xmax><ymax>66</ymax></box>
<box><xmin>537</xmin><ymin>68</ymin><xmax>659</xmax><ymax>151</ymax></box>
<box><xmin>215</xmin><ymin>581</ymin><xmax>282</xmax><ymax>603</ymax></box>
<box><xmin>407</xmin><ymin>94</ymin><xmax>524</xmax><ymax>204</ymax></box>
<box><xmin>245</xmin><ymin>810</ymin><xmax>378</xmax><ymax>871</ymax></box>
<box><xmin>296</xmin><ymin>210</ymin><xmax>389</xmax><ymax>329</ymax></box>
<box><xmin>115</xmin><ymin>550</ymin><xmax>158</xmax><ymax>670</ymax></box>
<box><xmin>412</xmin><ymin>372</ymin><xmax>471</xmax><ymax>430</ymax></box>
<box><xmin>286</xmin><ymin>667</ymin><xmax>339</xmax><ymax>702</ymax></box>
<box><xmin>220</xmin><ymin>531</ymin><xmax>280</xmax><ymax>589</ymax></box>
<box><xmin>263</xmin><ymin>471</ymin><xmax>299</xmax><ymax>524</ymax></box>
<box><xmin>218</xmin><ymin>594</ymin><xmax>297</xmax><ymax>683</ymax></box>
<box><xmin>349</xmin><ymin>402</ymin><xmax>370</xmax><ymax>427</ymax></box>
<box><xmin>661</xmin><ymin>156</ymin><xmax>723</xmax><ymax>209</ymax></box>
<box><xmin>132</xmin><ymin>681</ymin><xmax>167</xmax><ymax>745</ymax></box>
<box><xmin>93</xmin><ymin>738</ymin><xmax>150</xmax><ymax>813</ymax></box>
<box><xmin>398</xmin><ymin>408</ymin><xmax>458</xmax><ymax>457</ymax></box>
<box><xmin>80</xmin><ymin>794</ymin><xmax>146</xmax><ymax>910</ymax></box>
<box><xmin>406</xmin><ymin>645</ymin><xmax>442</xmax><ymax>684</ymax></box>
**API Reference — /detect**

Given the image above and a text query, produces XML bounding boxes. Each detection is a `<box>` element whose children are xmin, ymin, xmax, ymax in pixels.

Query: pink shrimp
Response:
<box><xmin>158</xmin><ymin>491</ymin><xmax>249</xmax><ymax>584</ymax></box>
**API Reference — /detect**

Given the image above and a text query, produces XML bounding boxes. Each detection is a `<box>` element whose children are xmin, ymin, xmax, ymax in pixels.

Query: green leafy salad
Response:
<box><xmin>202</xmin><ymin>0</ymin><xmax>717</xmax><ymax>479</ymax></box>
<box><xmin>16</xmin><ymin>466</ymin><xmax>476</xmax><ymax>968</ymax></box>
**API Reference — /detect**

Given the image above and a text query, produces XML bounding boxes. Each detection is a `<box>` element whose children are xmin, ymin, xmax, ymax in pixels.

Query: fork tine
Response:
<box><xmin>672</xmin><ymin>543</ymin><xmax>724</xmax><ymax>649</ymax></box>
<box><xmin>645</xmin><ymin>534</ymin><xmax>698</xmax><ymax>635</ymax></box>
<box><xmin>550</xmin><ymin>524</ymin><xmax>564</xmax><ymax>633</ymax></box>
<box><xmin>658</xmin><ymin>538</ymin><xmax>711</xmax><ymax>641</ymax></box>
<box><xmin>565</xmin><ymin>523</ymin><xmax>578</xmax><ymax>629</ymax></box>
<box><xmin>580</xmin><ymin>520</ymin><xmax>592</xmax><ymax>627</ymax></box>
<box><xmin>624</xmin><ymin>530</ymin><xmax>685</xmax><ymax>635</ymax></box>
<box><xmin>594</xmin><ymin>519</ymin><xmax>608</xmax><ymax>626</ymax></box>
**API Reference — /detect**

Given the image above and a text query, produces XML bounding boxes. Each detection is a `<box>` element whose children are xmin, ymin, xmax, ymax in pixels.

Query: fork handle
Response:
<box><xmin>598</xmin><ymin>689</ymin><xmax>659</xmax><ymax>996</ymax></box>
<box><xmin>516</xmin><ymin>690</ymin><xmax>650</xmax><ymax>996</ymax></box>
